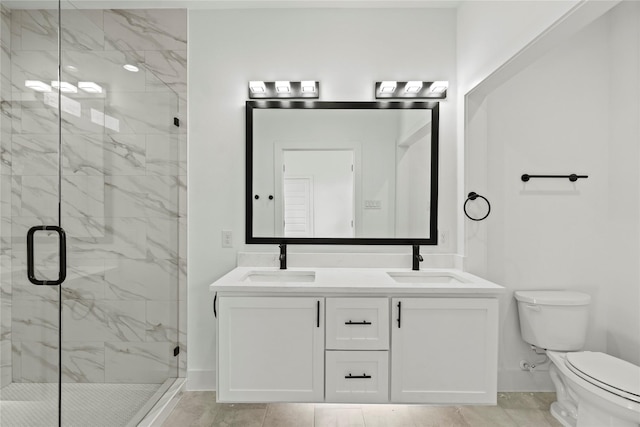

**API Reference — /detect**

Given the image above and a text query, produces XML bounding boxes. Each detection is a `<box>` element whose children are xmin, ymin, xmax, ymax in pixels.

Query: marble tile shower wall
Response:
<box><xmin>0</xmin><ymin>8</ymin><xmax>187</xmax><ymax>386</ymax></box>
<box><xmin>1</xmin><ymin>6</ymin><xmax>11</xmax><ymax>387</ymax></box>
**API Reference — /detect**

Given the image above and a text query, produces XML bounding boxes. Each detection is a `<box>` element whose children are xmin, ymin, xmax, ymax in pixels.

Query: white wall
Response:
<box><xmin>466</xmin><ymin>2</ymin><xmax>640</xmax><ymax>390</ymax></box>
<box><xmin>188</xmin><ymin>7</ymin><xmax>457</xmax><ymax>387</ymax></box>
<box><xmin>456</xmin><ymin>0</ymin><xmax>588</xmax><ymax>256</ymax></box>
<box><xmin>604</xmin><ymin>0</ymin><xmax>640</xmax><ymax>366</ymax></box>
<box><xmin>457</xmin><ymin>0</ymin><xmax>580</xmax><ymax>94</ymax></box>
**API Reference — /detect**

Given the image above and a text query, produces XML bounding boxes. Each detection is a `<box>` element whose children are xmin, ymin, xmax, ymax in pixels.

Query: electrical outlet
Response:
<box><xmin>439</xmin><ymin>230</ymin><xmax>449</xmax><ymax>246</ymax></box>
<box><xmin>222</xmin><ymin>230</ymin><xmax>233</xmax><ymax>248</ymax></box>
<box><xmin>364</xmin><ymin>200</ymin><xmax>382</xmax><ymax>209</ymax></box>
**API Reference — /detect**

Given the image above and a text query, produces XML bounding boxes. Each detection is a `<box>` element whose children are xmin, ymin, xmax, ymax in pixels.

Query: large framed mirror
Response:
<box><xmin>246</xmin><ymin>101</ymin><xmax>439</xmax><ymax>245</ymax></box>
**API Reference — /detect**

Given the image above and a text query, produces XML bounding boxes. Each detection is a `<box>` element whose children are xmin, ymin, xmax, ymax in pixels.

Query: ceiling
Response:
<box><xmin>5</xmin><ymin>0</ymin><xmax>463</xmax><ymax>9</ymax></box>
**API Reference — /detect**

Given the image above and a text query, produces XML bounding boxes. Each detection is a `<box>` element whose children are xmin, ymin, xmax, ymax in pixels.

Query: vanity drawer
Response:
<box><xmin>326</xmin><ymin>351</ymin><xmax>389</xmax><ymax>403</ymax></box>
<box><xmin>326</xmin><ymin>298</ymin><xmax>389</xmax><ymax>350</ymax></box>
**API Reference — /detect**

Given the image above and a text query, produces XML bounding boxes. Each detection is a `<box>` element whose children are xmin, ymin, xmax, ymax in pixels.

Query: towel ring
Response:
<box><xmin>464</xmin><ymin>192</ymin><xmax>491</xmax><ymax>221</ymax></box>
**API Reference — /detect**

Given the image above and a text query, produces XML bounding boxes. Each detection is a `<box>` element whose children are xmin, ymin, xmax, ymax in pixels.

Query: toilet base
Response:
<box><xmin>547</xmin><ymin>351</ymin><xmax>640</xmax><ymax>427</ymax></box>
<box><xmin>576</xmin><ymin>399</ymin><xmax>639</xmax><ymax>427</ymax></box>
<box><xmin>551</xmin><ymin>401</ymin><xmax>577</xmax><ymax>427</ymax></box>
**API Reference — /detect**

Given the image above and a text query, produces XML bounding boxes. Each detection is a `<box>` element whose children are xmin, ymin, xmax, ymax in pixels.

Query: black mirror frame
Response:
<box><xmin>245</xmin><ymin>100</ymin><xmax>439</xmax><ymax>245</ymax></box>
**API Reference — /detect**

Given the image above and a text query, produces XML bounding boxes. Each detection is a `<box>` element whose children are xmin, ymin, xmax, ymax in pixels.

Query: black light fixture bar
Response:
<box><xmin>375</xmin><ymin>81</ymin><xmax>448</xmax><ymax>99</ymax></box>
<box><xmin>248</xmin><ymin>81</ymin><xmax>319</xmax><ymax>99</ymax></box>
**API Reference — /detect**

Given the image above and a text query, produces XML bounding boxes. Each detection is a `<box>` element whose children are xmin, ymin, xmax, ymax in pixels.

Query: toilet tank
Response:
<box><xmin>514</xmin><ymin>290</ymin><xmax>591</xmax><ymax>351</ymax></box>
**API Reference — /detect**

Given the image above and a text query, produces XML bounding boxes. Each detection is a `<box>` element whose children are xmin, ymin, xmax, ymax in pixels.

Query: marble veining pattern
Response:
<box><xmin>1</xmin><ymin>7</ymin><xmax>187</xmax><ymax>388</ymax></box>
<box><xmin>145</xmin><ymin>50</ymin><xmax>187</xmax><ymax>93</ymax></box>
<box><xmin>104</xmin><ymin>9</ymin><xmax>187</xmax><ymax>52</ymax></box>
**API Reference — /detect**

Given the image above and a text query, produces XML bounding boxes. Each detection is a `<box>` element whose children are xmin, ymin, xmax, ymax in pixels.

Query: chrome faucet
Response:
<box><xmin>279</xmin><ymin>243</ymin><xmax>287</xmax><ymax>270</ymax></box>
<box><xmin>412</xmin><ymin>245</ymin><xmax>423</xmax><ymax>271</ymax></box>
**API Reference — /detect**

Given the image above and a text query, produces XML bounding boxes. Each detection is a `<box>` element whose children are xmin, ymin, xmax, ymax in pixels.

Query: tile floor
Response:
<box><xmin>162</xmin><ymin>392</ymin><xmax>563</xmax><ymax>427</ymax></box>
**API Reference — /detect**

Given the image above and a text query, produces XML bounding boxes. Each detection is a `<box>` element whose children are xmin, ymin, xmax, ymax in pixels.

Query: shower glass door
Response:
<box><xmin>1</xmin><ymin>1</ymin><xmax>183</xmax><ymax>425</ymax></box>
<box><xmin>1</xmin><ymin>2</ymin><xmax>64</xmax><ymax>426</ymax></box>
<box><xmin>58</xmin><ymin>2</ymin><xmax>181</xmax><ymax>425</ymax></box>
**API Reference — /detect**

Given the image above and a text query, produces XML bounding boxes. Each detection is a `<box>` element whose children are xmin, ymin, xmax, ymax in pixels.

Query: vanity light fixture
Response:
<box><xmin>78</xmin><ymin>81</ymin><xmax>103</xmax><ymax>94</ymax></box>
<box><xmin>375</xmin><ymin>80</ymin><xmax>448</xmax><ymax>99</ymax></box>
<box><xmin>249</xmin><ymin>81</ymin><xmax>266</xmax><ymax>93</ymax></box>
<box><xmin>275</xmin><ymin>81</ymin><xmax>291</xmax><ymax>93</ymax></box>
<box><xmin>404</xmin><ymin>81</ymin><xmax>423</xmax><ymax>93</ymax></box>
<box><xmin>430</xmin><ymin>81</ymin><xmax>449</xmax><ymax>94</ymax></box>
<box><xmin>25</xmin><ymin>80</ymin><xmax>52</xmax><ymax>92</ymax></box>
<box><xmin>247</xmin><ymin>81</ymin><xmax>319</xmax><ymax>99</ymax></box>
<box><xmin>301</xmin><ymin>81</ymin><xmax>316</xmax><ymax>93</ymax></box>
<box><xmin>379</xmin><ymin>81</ymin><xmax>397</xmax><ymax>93</ymax></box>
<box><xmin>51</xmin><ymin>81</ymin><xmax>78</xmax><ymax>93</ymax></box>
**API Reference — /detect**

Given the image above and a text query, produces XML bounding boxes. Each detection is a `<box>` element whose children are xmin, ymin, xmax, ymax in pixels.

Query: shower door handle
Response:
<box><xmin>27</xmin><ymin>225</ymin><xmax>67</xmax><ymax>286</ymax></box>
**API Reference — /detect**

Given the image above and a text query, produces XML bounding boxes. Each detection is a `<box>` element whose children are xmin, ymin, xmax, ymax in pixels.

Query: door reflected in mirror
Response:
<box><xmin>247</xmin><ymin>101</ymin><xmax>439</xmax><ymax>245</ymax></box>
<box><xmin>282</xmin><ymin>149</ymin><xmax>355</xmax><ymax>238</ymax></box>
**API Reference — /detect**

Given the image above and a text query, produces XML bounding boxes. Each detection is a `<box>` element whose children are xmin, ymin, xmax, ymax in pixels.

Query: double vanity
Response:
<box><xmin>210</xmin><ymin>267</ymin><xmax>504</xmax><ymax>405</ymax></box>
<box><xmin>219</xmin><ymin>100</ymin><xmax>503</xmax><ymax>405</ymax></box>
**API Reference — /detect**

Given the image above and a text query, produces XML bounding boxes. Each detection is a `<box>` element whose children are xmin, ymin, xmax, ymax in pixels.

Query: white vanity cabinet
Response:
<box><xmin>212</xmin><ymin>267</ymin><xmax>504</xmax><ymax>405</ymax></box>
<box><xmin>217</xmin><ymin>296</ymin><xmax>324</xmax><ymax>402</ymax></box>
<box><xmin>390</xmin><ymin>298</ymin><xmax>499</xmax><ymax>404</ymax></box>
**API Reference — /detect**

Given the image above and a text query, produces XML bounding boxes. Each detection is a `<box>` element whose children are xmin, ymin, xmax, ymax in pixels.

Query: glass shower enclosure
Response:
<box><xmin>0</xmin><ymin>1</ymin><xmax>185</xmax><ymax>425</ymax></box>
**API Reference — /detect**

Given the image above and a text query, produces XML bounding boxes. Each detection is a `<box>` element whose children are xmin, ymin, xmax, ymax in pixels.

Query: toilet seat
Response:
<box><xmin>566</xmin><ymin>351</ymin><xmax>640</xmax><ymax>404</ymax></box>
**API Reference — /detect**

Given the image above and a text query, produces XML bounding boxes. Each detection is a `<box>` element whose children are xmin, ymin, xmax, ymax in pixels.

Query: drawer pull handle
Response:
<box><xmin>345</xmin><ymin>373</ymin><xmax>371</xmax><ymax>379</ymax></box>
<box><xmin>345</xmin><ymin>320</ymin><xmax>372</xmax><ymax>325</ymax></box>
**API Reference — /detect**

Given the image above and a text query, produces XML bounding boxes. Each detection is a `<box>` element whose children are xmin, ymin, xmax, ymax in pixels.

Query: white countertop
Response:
<box><xmin>210</xmin><ymin>267</ymin><xmax>504</xmax><ymax>296</ymax></box>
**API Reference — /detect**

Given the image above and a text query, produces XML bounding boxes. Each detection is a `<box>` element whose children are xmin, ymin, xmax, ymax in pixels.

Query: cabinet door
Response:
<box><xmin>391</xmin><ymin>298</ymin><xmax>498</xmax><ymax>404</ymax></box>
<box><xmin>217</xmin><ymin>297</ymin><xmax>324</xmax><ymax>402</ymax></box>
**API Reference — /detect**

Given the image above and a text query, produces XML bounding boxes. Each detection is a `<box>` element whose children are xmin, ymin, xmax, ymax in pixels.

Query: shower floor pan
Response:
<box><xmin>0</xmin><ymin>382</ymin><xmax>164</xmax><ymax>427</ymax></box>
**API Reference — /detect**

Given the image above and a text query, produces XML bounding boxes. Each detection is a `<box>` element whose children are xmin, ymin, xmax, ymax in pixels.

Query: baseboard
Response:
<box><xmin>187</xmin><ymin>369</ymin><xmax>216</xmax><ymax>391</ymax></box>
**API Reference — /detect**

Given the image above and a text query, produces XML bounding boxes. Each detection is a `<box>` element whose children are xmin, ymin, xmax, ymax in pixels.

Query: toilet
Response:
<box><xmin>514</xmin><ymin>290</ymin><xmax>640</xmax><ymax>427</ymax></box>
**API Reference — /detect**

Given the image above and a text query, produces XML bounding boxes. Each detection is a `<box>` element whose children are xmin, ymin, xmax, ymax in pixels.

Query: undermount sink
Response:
<box><xmin>387</xmin><ymin>272</ymin><xmax>467</xmax><ymax>284</ymax></box>
<box><xmin>242</xmin><ymin>270</ymin><xmax>316</xmax><ymax>283</ymax></box>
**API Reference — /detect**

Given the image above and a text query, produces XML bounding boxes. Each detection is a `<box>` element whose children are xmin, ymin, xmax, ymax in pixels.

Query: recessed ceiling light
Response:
<box><xmin>249</xmin><ymin>81</ymin><xmax>266</xmax><ymax>93</ymax></box>
<box><xmin>78</xmin><ymin>81</ymin><xmax>103</xmax><ymax>94</ymax></box>
<box><xmin>380</xmin><ymin>81</ymin><xmax>397</xmax><ymax>93</ymax></box>
<box><xmin>25</xmin><ymin>80</ymin><xmax>52</xmax><ymax>92</ymax></box>
<box><xmin>51</xmin><ymin>81</ymin><xmax>77</xmax><ymax>93</ymax></box>
<box><xmin>430</xmin><ymin>81</ymin><xmax>448</xmax><ymax>94</ymax></box>
<box><xmin>405</xmin><ymin>81</ymin><xmax>423</xmax><ymax>93</ymax></box>
<box><xmin>301</xmin><ymin>81</ymin><xmax>316</xmax><ymax>93</ymax></box>
<box><xmin>275</xmin><ymin>81</ymin><xmax>291</xmax><ymax>93</ymax></box>
<box><xmin>123</xmin><ymin>64</ymin><xmax>139</xmax><ymax>73</ymax></box>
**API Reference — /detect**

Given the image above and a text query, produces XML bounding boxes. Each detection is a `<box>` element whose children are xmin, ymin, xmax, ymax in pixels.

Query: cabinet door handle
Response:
<box><xmin>317</xmin><ymin>300</ymin><xmax>320</xmax><ymax>327</ymax></box>
<box><xmin>345</xmin><ymin>373</ymin><xmax>371</xmax><ymax>379</ymax></box>
<box><xmin>397</xmin><ymin>301</ymin><xmax>401</xmax><ymax>328</ymax></box>
<box><xmin>345</xmin><ymin>320</ymin><xmax>371</xmax><ymax>325</ymax></box>
<box><xmin>213</xmin><ymin>292</ymin><xmax>217</xmax><ymax>318</ymax></box>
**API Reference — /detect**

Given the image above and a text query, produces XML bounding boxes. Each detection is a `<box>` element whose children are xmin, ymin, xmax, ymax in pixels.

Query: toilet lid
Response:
<box><xmin>566</xmin><ymin>351</ymin><xmax>640</xmax><ymax>403</ymax></box>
